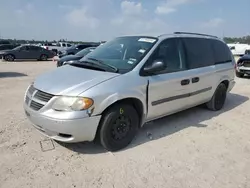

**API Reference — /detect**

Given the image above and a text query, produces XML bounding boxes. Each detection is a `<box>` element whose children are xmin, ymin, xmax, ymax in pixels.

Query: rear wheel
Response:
<box><xmin>236</xmin><ymin>71</ymin><xmax>244</xmax><ymax>78</ymax></box>
<box><xmin>206</xmin><ymin>83</ymin><xmax>227</xmax><ymax>111</ymax></box>
<box><xmin>40</xmin><ymin>54</ymin><xmax>48</xmax><ymax>61</ymax></box>
<box><xmin>4</xmin><ymin>54</ymin><xmax>15</xmax><ymax>61</ymax></box>
<box><xmin>98</xmin><ymin>104</ymin><xmax>139</xmax><ymax>151</ymax></box>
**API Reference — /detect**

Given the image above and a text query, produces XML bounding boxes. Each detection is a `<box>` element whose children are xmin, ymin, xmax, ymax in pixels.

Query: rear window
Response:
<box><xmin>0</xmin><ymin>44</ymin><xmax>18</xmax><ymax>50</ymax></box>
<box><xmin>0</xmin><ymin>45</ymin><xmax>9</xmax><ymax>50</ymax></box>
<box><xmin>211</xmin><ymin>40</ymin><xmax>232</xmax><ymax>64</ymax></box>
<box><xmin>28</xmin><ymin>46</ymin><xmax>42</xmax><ymax>51</ymax></box>
<box><xmin>0</xmin><ymin>40</ymin><xmax>10</xmax><ymax>45</ymax></box>
<box><xmin>182</xmin><ymin>37</ymin><xmax>214</xmax><ymax>69</ymax></box>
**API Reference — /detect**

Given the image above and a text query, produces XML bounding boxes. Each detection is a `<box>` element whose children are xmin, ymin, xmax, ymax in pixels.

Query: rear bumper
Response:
<box><xmin>228</xmin><ymin>79</ymin><xmax>235</xmax><ymax>92</ymax></box>
<box><xmin>23</xmin><ymin>103</ymin><xmax>101</xmax><ymax>143</ymax></box>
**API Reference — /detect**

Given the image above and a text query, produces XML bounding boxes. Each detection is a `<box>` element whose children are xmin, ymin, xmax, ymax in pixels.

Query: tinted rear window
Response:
<box><xmin>28</xmin><ymin>46</ymin><xmax>42</xmax><ymax>51</ymax></box>
<box><xmin>182</xmin><ymin>37</ymin><xmax>214</xmax><ymax>69</ymax></box>
<box><xmin>211</xmin><ymin>40</ymin><xmax>232</xmax><ymax>64</ymax></box>
<box><xmin>0</xmin><ymin>44</ymin><xmax>17</xmax><ymax>50</ymax></box>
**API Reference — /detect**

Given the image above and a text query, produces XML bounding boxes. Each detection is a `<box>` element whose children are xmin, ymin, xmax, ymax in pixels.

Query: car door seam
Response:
<box><xmin>151</xmin><ymin>86</ymin><xmax>212</xmax><ymax>106</ymax></box>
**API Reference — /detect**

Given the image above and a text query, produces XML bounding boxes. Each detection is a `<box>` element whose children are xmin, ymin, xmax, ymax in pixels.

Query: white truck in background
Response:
<box><xmin>227</xmin><ymin>43</ymin><xmax>250</xmax><ymax>56</ymax></box>
<box><xmin>41</xmin><ymin>42</ymin><xmax>72</xmax><ymax>55</ymax></box>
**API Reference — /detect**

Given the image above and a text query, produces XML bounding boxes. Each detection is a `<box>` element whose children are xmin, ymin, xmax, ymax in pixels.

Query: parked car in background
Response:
<box><xmin>23</xmin><ymin>32</ymin><xmax>235</xmax><ymax>151</ymax></box>
<box><xmin>235</xmin><ymin>54</ymin><xmax>250</xmax><ymax>77</ymax></box>
<box><xmin>0</xmin><ymin>40</ymin><xmax>10</xmax><ymax>45</ymax></box>
<box><xmin>59</xmin><ymin>43</ymin><xmax>99</xmax><ymax>58</ymax></box>
<box><xmin>227</xmin><ymin>43</ymin><xmax>250</xmax><ymax>56</ymax></box>
<box><xmin>0</xmin><ymin>45</ymin><xmax>55</xmax><ymax>61</ymax></box>
<box><xmin>57</xmin><ymin>47</ymin><xmax>96</xmax><ymax>67</ymax></box>
<box><xmin>41</xmin><ymin>42</ymin><xmax>72</xmax><ymax>55</ymax></box>
<box><xmin>0</xmin><ymin>44</ymin><xmax>20</xmax><ymax>59</ymax></box>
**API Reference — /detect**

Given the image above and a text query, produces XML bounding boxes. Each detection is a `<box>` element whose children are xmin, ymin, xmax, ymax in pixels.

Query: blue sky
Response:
<box><xmin>0</xmin><ymin>0</ymin><xmax>249</xmax><ymax>41</ymax></box>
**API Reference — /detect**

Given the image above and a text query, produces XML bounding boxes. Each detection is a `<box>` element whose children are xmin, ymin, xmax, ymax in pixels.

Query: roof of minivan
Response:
<box><xmin>118</xmin><ymin>32</ymin><xmax>223</xmax><ymax>42</ymax></box>
<box><xmin>158</xmin><ymin>32</ymin><xmax>222</xmax><ymax>41</ymax></box>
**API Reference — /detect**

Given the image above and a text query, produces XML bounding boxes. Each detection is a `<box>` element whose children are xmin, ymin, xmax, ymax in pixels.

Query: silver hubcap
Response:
<box><xmin>6</xmin><ymin>55</ymin><xmax>13</xmax><ymax>61</ymax></box>
<box><xmin>41</xmin><ymin>55</ymin><xmax>47</xmax><ymax>60</ymax></box>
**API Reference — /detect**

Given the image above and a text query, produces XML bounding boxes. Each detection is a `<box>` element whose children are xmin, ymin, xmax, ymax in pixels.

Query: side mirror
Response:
<box><xmin>143</xmin><ymin>60</ymin><xmax>166</xmax><ymax>74</ymax></box>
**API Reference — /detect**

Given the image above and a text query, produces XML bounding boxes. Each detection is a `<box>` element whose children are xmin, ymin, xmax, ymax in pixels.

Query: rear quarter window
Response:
<box><xmin>211</xmin><ymin>40</ymin><xmax>232</xmax><ymax>64</ymax></box>
<box><xmin>182</xmin><ymin>37</ymin><xmax>214</xmax><ymax>69</ymax></box>
<box><xmin>0</xmin><ymin>45</ymin><xmax>8</xmax><ymax>50</ymax></box>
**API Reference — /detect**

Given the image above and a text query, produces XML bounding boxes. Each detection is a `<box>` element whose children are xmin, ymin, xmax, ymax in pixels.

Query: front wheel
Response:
<box><xmin>4</xmin><ymin>54</ymin><xmax>15</xmax><ymax>61</ymax></box>
<box><xmin>236</xmin><ymin>71</ymin><xmax>244</xmax><ymax>78</ymax></box>
<box><xmin>206</xmin><ymin>83</ymin><xmax>227</xmax><ymax>111</ymax></box>
<box><xmin>99</xmin><ymin>104</ymin><xmax>139</xmax><ymax>151</ymax></box>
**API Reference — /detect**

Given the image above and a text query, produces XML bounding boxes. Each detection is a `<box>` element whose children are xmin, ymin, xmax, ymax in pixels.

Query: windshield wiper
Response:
<box><xmin>69</xmin><ymin>61</ymin><xmax>106</xmax><ymax>71</ymax></box>
<box><xmin>87</xmin><ymin>57</ymin><xmax>118</xmax><ymax>73</ymax></box>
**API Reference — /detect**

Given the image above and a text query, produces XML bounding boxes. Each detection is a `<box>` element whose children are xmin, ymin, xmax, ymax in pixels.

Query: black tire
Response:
<box><xmin>206</xmin><ymin>83</ymin><xmax>227</xmax><ymax>111</ymax></box>
<box><xmin>99</xmin><ymin>104</ymin><xmax>139</xmax><ymax>151</ymax></box>
<box><xmin>236</xmin><ymin>71</ymin><xmax>244</xmax><ymax>78</ymax></box>
<box><xmin>40</xmin><ymin>54</ymin><xmax>48</xmax><ymax>61</ymax></box>
<box><xmin>4</xmin><ymin>54</ymin><xmax>15</xmax><ymax>61</ymax></box>
<box><xmin>52</xmin><ymin>49</ymin><xmax>58</xmax><ymax>54</ymax></box>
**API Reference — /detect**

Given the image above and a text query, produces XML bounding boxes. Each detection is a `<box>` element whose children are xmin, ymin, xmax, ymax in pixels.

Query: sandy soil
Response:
<box><xmin>0</xmin><ymin>60</ymin><xmax>250</xmax><ymax>188</ymax></box>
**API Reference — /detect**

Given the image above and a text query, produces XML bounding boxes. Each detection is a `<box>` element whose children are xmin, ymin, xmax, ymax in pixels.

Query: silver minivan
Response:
<box><xmin>23</xmin><ymin>32</ymin><xmax>235</xmax><ymax>151</ymax></box>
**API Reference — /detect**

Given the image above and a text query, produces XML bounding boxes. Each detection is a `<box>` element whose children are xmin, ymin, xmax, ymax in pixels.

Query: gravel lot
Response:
<box><xmin>0</xmin><ymin>60</ymin><xmax>250</xmax><ymax>188</ymax></box>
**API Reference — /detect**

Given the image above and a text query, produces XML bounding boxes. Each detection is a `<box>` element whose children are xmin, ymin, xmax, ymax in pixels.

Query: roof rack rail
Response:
<box><xmin>174</xmin><ymin>32</ymin><xmax>218</xmax><ymax>38</ymax></box>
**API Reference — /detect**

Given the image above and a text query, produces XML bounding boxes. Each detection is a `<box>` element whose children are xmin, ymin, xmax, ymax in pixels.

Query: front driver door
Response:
<box><xmin>146</xmin><ymin>38</ymin><xmax>193</xmax><ymax>121</ymax></box>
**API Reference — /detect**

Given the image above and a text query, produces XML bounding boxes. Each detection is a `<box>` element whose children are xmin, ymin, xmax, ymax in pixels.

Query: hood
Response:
<box><xmin>239</xmin><ymin>55</ymin><xmax>250</xmax><ymax>61</ymax></box>
<box><xmin>0</xmin><ymin>50</ymin><xmax>12</xmax><ymax>54</ymax></box>
<box><xmin>33</xmin><ymin>65</ymin><xmax>120</xmax><ymax>96</ymax></box>
<box><xmin>58</xmin><ymin>55</ymin><xmax>82</xmax><ymax>63</ymax></box>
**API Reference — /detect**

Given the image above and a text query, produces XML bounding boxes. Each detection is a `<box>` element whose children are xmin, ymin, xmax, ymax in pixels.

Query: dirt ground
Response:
<box><xmin>0</xmin><ymin>60</ymin><xmax>250</xmax><ymax>188</ymax></box>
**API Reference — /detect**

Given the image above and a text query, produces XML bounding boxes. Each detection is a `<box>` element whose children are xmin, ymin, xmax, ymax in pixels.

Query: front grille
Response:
<box><xmin>243</xmin><ymin>61</ymin><xmax>250</xmax><ymax>67</ymax></box>
<box><xmin>25</xmin><ymin>85</ymin><xmax>55</xmax><ymax>111</ymax></box>
<box><xmin>34</xmin><ymin>91</ymin><xmax>54</xmax><ymax>102</ymax></box>
<box><xmin>28</xmin><ymin>85</ymin><xmax>36</xmax><ymax>95</ymax></box>
<box><xmin>25</xmin><ymin>95</ymin><xmax>30</xmax><ymax>105</ymax></box>
<box><xmin>30</xmin><ymin>100</ymin><xmax>44</xmax><ymax>111</ymax></box>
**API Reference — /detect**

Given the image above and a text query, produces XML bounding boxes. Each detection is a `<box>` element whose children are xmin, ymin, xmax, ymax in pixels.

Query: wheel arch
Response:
<box><xmin>94</xmin><ymin>97</ymin><xmax>146</xmax><ymax>142</ymax></box>
<box><xmin>4</xmin><ymin>53</ymin><xmax>15</xmax><ymax>60</ymax></box>
<box><xmin>221</xmin><ymin>80</ymin><xmax>229</xmax><ymax>90</ymax></box>
<box><xmin>216</xmin><ymin>75</ymin><xmax>231</xmax><ymax>90</ymax></box>
<box><xmin>99</xmin><ymin>97</ymin><xmax>146</xmax><ymax>128</ymax></box>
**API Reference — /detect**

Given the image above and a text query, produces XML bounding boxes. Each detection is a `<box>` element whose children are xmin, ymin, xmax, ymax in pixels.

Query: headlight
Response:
<box><xmin>52</xmin><ymin>96</ymin><xmax>94</xmax><ymax>111</ymax></box>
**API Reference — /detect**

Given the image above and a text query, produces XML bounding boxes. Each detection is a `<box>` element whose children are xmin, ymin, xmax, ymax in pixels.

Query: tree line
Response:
<box><xmin>223</xmin><ymin>35</ymin><xmax>250</xmax><ymax>44</ymax></box>
<box><xmin>1</xmin><ymin>35</ymin><xmax>250</xmax><ymax>45</ymax></box>
<box><xmin>0</xmin><ymin>38</ymin><xmax>105</xmax><ymax>45</ymax></box>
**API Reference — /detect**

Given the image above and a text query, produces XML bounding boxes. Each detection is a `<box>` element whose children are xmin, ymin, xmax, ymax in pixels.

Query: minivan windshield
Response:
<box><xmin>79</xmin><ymin>36</ymin><xmax>158</xmax><ymax>73</ymax></box>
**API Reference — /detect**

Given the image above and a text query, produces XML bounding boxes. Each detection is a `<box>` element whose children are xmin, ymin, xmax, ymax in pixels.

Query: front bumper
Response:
<box><xmin>0</xmin><ymin>54</ymin><xmax>4</xmax><ymax>59</ymax></box>
<box><xmin>23</xmin><ymin>103</ymin><xmax>101</xmax><ymax>143</ymax></box>
<box><xmin>236</xmin><ymin>66</ymin><xmax>250</xmax><ymax>75</ymax></box>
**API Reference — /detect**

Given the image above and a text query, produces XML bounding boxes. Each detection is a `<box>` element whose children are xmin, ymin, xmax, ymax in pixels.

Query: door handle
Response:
<box><xmin>192</xmin><ymin>77</ymin><xmax>200</xmax><ymax>83</ymax></box>
<box><xmin>181</xmin><ymin>79</ymin><xmax>190</xmax><ymax>86</ymax></box>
